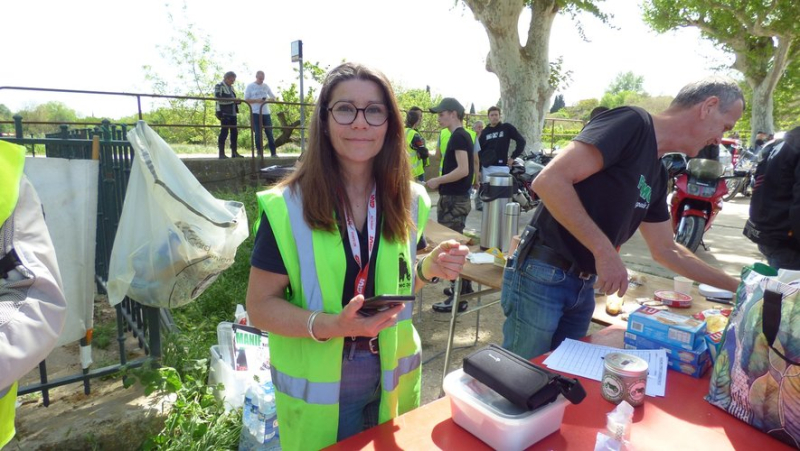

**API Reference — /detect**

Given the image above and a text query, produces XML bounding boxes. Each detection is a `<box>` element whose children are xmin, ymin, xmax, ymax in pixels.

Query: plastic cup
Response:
<box><xmin>673</xmin><ymin>276</ymin><xmax>693</xmax><ymax>294</ymax></box>
<box><xmin>605</xmin><ymin>293</ymin><xmax>624</xmax><ymax>316</ymax></box>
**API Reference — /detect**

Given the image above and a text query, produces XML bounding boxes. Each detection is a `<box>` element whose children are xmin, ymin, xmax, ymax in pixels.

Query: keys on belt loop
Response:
<box><xmin>368</xmin><ymin>337</ymin><xmax>379</xmax><ymax>355</ymax></box>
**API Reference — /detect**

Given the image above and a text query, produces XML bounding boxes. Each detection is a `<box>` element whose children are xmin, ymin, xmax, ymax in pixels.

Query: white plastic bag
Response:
<box><xmin>107</xmin><ymin>121</ymin><xmax>248</xmax><ymax>308</ymax></box>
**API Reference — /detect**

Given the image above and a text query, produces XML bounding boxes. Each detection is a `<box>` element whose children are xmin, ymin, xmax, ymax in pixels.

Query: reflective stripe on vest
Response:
<box><xmin>283</xmin><ymin>188</ymin><xmax>323</xmax><ymax>311</ymax></box>
<box><xmin>382</xmin><ymin>352</ymin><xmax>421</xmax><ymax>392</ymax></box>
<box><xmin>270</xmin><ymin>367</ymin><xmax>340</xmax><ymax>405</ymax></box>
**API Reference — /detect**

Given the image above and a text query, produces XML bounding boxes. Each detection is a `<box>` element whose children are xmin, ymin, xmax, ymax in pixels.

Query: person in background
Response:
<box><xmin>404</xmin><ymin>106</ymin><xmax>429</xmax><ymax>182</ymax></box>
<box><xmin>245</xmin><ymin>70</ymin><xmax>278</xmax><ymax>158</ymax></box>
<box><xmin>476</xmin><ymin>106</ymin><xmax>526</xmax><ymax>184</ymax></box>
<box><xmin>502</xmin><ymin>76</ymin><xmax>744</xmax><ymax>359</ymax></box>
<box><xmin>215</xmin><ymin>71</ymin><xmax>242</xmax><ymax>159</ymax></box>
<box><xmin>244</xmin><ymin>62</ymin><xmax>469</xmax><ymax>449</ymax></box>
<box><xmin>744</xmin><ymin>126</ymin><xmax>800</xmax><ymax>270</ymax></box>
<box><xmin>426</xmin><ymin>98</ymin><xmax>475</xmax><ymax>313</ymax></box>
<box><xmin>692</xmin><ymin>143</ymin><xmax>720</xmax><ymax>161</ymax></box>
<box><xmin>472</xmin><ymin>120</ymin><xmax>485</xmax><ymax>211</ymax></box>
<box><xmin>589</xmin><ymin>106</ymin><xmax>610</xmax><ymax>121</ymax></box>
<box><xmin>0</xmin><ymin>141</ymin><xmax>67</xmax><ymax>447</ymax></box>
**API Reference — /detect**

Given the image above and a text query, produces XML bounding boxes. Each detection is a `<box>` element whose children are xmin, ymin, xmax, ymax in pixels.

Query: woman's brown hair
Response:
<box><xmin>279</xmin><ymin>62</ymin><xmax>414</xmax><ymax>242</ymax></box>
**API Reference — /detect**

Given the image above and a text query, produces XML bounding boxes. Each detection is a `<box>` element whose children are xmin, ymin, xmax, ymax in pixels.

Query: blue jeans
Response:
<box><xmin>758</xmin><ymin>243</ymin><xmax>800</xmax><ymax>270</ymax></box>
<box><xmin>501</xmin><ymin>255</ymin><xmax>597</xmax><ymax>359</ymax></box>
<box><xmin>337</xmin><ymin>346</ymin><xmax>381</xmax><ymax>442</ymax></box>
<box><xmin>252</xmin><ymin>113</ymin><xmax>277</xmax><ymax>156</ymax></box>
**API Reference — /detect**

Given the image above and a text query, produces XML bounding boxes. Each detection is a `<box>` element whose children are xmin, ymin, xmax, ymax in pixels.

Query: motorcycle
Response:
<box><xmin>662</xmin><ymin>154</ymin><xmax>728</xmax><ymax>253</ymax></box>
<box><xmin>509</xmin><ymin>155</ymin><xmax>545</xmax><ymax>211</ymax></box>
<box><xmin>723</xmin><ymin>147</ymin><xmax>758</xmax><ymax>201</ymax></box>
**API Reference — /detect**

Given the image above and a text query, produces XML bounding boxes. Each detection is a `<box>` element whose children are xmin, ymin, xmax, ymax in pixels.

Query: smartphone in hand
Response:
<box><xmin>358</xmin><ymin>294</ymin><xmax>415</xmax><ymax>316</ymax></box>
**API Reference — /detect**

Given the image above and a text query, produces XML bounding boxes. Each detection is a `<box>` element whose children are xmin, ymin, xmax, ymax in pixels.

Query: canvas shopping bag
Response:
<box><xmin>706</xmin><ymin>263</ymin><xmax>800</xmax><ymax>447</ymax></box>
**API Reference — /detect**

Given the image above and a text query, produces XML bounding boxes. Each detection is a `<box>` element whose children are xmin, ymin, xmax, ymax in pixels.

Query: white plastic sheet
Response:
<box><xmin>23</xmin><ymin>157</ymin><xmax>98</xmax><ymax>346</ymax></box>
<box><xmin>108</xmin><ymin>121</ymin><xmax>248</xmax><ymax>308</ymax></box>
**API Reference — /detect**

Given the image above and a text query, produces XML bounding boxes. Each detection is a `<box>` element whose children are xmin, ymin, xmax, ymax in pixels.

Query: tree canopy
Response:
<box><xmin>643</xmin><ymin>0</ymin><xmax>800</xmax><ymax>140</ymax></box>
<box><xmin>462</xmin><ymin>0</ymin><xmax>611</xmax><ymax>152</ymax></box>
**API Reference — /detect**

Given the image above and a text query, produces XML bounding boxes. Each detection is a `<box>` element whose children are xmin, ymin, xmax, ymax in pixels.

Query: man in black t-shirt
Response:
<box><xmin>426</xmin><ymin>97</ymin><xmax>474</xmax><ymax>312</ymax></box>
<box><xmin>476</xmin><ymin>106</ymin><xmax>526</xmax><ymax>183</ymax></box>
<box><xmin>502</xmin><ymin>76</ymin><xmax>745</xmax><ymax>359</ymax></box>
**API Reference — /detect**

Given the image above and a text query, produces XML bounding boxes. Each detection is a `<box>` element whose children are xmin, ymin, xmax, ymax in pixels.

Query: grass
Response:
<box><xmin>130</xmin><ymin>187</ymin><xmax>260</xmax><ymax>450</ymax></box>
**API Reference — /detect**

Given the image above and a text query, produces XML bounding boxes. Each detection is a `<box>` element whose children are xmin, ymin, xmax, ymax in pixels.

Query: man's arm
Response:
<box><xmin>532</xmin><ymin>140</ymin><xmax>629</xmax><ymax>295</ymax></box>
<box><xmin>427</xmin><ymin>150</ymin><xmax>469</xmax><ymax>190</ymax></box>
<box><xmin>508</xmin><ymin>124</ymin><xmax>527</xmax><ymax>159</ymax></box>
<box><xmin>639</xmin><ymin>220</ymin><xmax>738</xmax><ymax>291</ymax></box>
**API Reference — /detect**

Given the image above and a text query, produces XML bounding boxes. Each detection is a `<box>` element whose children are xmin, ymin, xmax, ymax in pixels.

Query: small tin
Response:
<box><xmin>601</xmin><ymin>352</ymin><xmax>648</xmax><ymax>407</ymax></box>
<box><xmin>655</xmin><ymin>290</ymin><xmax>693</xmax><ymax>308</ymax></box>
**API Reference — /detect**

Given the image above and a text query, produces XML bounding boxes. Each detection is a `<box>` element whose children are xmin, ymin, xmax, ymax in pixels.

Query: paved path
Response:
<box><xmin>428</xmin><ymin>190</ymin><xmax>763</xmax><ymax>280</ymax></box>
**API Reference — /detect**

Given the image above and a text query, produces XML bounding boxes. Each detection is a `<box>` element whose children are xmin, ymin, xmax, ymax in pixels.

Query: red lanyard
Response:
<box><xmin>344</xmin><ymin>185</ymin><xmax>377</xmax><ymax>296</ymax></box>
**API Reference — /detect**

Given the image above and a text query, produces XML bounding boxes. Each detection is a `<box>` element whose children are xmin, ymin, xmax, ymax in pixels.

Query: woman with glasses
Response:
<box><xmin>245</xmin><ymin>62</ymin><xmax>469</xmax><ymax>449</ymax></box>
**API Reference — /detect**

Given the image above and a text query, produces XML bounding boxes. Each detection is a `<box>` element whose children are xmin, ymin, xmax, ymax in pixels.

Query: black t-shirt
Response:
<box><xmin>440</xmin><ymin>127</ymin><xmax>474</xmax><ymax>196</ymax></box>
<box><xmin>251</xmin><ymin>210</ymin><xmax>427</xmax><ymax>307</ymax></box>
<box><xmin>531</xmin><ymin>106</ymin><xmax>669</xmax><ymax>274</ymax></box>
<box><xmin>478</xmin><ymin>122</ymin><xmax>526</xmax><ymax>167</ymax></box>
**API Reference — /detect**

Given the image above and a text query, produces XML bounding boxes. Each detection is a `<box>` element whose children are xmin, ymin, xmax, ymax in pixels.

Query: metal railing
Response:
<box><xmin>1</xmin><ymin>120</ymin><xmax>162</xmax><ymax>404</ymax></box>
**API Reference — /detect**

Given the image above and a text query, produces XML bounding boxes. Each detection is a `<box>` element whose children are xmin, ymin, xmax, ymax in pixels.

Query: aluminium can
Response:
<box><xmin>601</xmin><ymin>352</ymin><xmax>648</xmax><ymax>407</ymax></box>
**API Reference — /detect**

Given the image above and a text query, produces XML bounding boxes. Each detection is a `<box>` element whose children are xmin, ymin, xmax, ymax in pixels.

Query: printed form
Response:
<box><xmin>543</xmin><ymin>339</ymin><xmax>668</xmax><ymax>397</ymax></box>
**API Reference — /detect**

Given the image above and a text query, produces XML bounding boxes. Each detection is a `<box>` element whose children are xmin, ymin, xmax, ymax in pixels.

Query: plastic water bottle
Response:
<box><xmin>239</xmin><ymin>383</ymin><xmax>281</xmax><ymax>450</ymax></box>
<box><xmin>259</xmin><ymin>382</ymin><xmax>281</xmax><ymax>450</ymax></box>
<box><xmin>239</xmin><ymin>384</ymin><xmax>262</xmax><ymax>451</ymax></box>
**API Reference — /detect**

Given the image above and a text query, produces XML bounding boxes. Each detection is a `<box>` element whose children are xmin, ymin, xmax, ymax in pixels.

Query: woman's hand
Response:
<box><xmin>423</xmin><ymin>239</ymin><xmax>470</xmax><ymax>281</ymax></box>
<box><xmin>328</xmin><ymin>295</ymin><xmax>405</xmax><ymax>338</ymax></box>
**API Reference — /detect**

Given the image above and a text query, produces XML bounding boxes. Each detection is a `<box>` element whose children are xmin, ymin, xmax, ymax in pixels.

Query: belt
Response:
<box><xmin>527</xmin><ymin>244</ymin><xmax>595</xmax><ymax>280</ymax></box>
<box><xmin>345</xmin><ymin>337</ymin><xmax>379</xmax><ymax>355</ymax></box>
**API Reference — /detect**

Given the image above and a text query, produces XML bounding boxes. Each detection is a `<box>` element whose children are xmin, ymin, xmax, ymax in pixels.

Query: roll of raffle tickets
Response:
<box><xmin>601</xmin><ymin>352</ymin><xmax>648</xmax><ymax>407</ymax></box>
<box><xmin>654</xmin><ymin>290</ymin><xmax>693</xmax><ymax>308</ymax></box>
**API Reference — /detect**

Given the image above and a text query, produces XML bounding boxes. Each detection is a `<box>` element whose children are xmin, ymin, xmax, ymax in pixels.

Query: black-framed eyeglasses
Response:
<box><xmin>327</xmin><ymin>101</ymin><xmax>389</xmax><ymax>126</ymax></box>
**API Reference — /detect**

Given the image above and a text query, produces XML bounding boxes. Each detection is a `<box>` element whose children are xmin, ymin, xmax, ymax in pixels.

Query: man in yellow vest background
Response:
<box><xmin>0</xmin><ymin>141</ymin><xmax>67</xmax><ymax>447</ymax></box>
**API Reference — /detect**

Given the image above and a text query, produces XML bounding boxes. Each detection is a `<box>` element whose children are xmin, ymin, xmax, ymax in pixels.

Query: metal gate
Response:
<box><xmin>1</xmin><ymin>118</ymin><xmax>162</xmax><ymax>405</ymax></box>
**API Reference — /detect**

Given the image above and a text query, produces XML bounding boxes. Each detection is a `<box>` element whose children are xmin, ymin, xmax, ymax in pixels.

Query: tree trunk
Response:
<box><xmin>464</xmin><ymin>0</ymin><xmax>558</xmax><ymax>154</ymax></box>
<box><xmin>750</xmin><ymin>82</ymin><xmax>774</xmax><ymax>141</ymax></box>
<box><xmin>732</xmin><ymin>36</ymin><xmax>794</xmax><ymax>144</ymax></box>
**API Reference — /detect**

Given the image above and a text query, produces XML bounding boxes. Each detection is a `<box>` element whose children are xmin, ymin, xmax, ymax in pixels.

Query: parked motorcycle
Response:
<box><xmin>663</xmin><ymin>155</ymin><xmax>728</xmax><ymax>252</ymax></box>
<box><xmin>723</xmin><ymin>147</ymin><xmax>758</xmax><ymax>201</ymax></box>
<box><xmin>509</xmin><ymin>155</ymin><xmax>544</xmax><ymax>211</ymax></box>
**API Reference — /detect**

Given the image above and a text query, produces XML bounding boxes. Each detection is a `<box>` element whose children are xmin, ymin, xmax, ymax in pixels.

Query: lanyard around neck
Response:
<box><xmin>343</xmin><ymin>184</ymin><xmax>377</xmax><ymax>296</ymax></box>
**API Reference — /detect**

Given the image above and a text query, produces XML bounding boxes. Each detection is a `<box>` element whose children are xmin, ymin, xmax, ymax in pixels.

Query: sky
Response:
<box><xmin>0</xmin><ymin>0</ymin><xmax>735</xmax><ymax>119</ymax></box>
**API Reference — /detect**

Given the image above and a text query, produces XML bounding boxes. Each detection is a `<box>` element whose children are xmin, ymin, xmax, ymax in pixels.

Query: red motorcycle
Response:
<box><xmin>662</xmin><ymin>154</ymin><xmax>728</xmax><ymax>253</ymax></box>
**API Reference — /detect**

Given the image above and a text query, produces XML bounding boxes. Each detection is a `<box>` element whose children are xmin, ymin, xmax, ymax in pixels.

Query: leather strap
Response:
<box><xmin>763</xmin><ymin>289</ymin><xmax>800</xmax><ymax>366</ymax></box>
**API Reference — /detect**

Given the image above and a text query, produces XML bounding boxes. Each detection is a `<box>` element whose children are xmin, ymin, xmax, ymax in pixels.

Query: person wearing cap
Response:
<box><xmin>744</xmin><ymin>126</ymin><xmax>800</xmax><ymax>270</ymax></box>
<box><xmin>426</xmin><ymin>97</ymin><xmax>475</xmax><ymax>312</ymax></box>
<box><xmin>502</xmin><ymin>77</ymin><xmax>743</xmax><ymax>359</ymax></box>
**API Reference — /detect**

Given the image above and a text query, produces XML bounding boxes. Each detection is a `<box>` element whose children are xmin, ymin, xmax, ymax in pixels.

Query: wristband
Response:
<box><xmin>307</xmin><ymin>310</ymin><xmax>329</xmax><ymax>342</ymax></box>
<box><xmin>416</xmin><ymin>256</ymin><xmax>440</xmax><ymax>284</ymax></box>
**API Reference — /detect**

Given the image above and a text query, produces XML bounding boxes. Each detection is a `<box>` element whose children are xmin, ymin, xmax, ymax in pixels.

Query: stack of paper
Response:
<box><xmin>543</xmin><ymin>339</ymin><xmax>668</xmax><ymax>397</ymax></box>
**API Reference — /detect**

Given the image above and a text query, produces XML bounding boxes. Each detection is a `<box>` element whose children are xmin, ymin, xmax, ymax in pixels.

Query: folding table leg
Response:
<box><xmin>440</xmin><ymin>277</ymin><xmax>462</xmax><ymax>397</ymax></box>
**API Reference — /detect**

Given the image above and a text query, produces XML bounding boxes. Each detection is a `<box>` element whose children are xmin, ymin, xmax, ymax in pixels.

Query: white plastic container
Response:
<box><xmin>208</xmin><ymin>345</ymin><xmax>271</xmax><ymax>411</ymax></box>
<box><xmin>443</xmin><ymin>368</ymin><xmax>568</xmax><ymax>450</ymax></box>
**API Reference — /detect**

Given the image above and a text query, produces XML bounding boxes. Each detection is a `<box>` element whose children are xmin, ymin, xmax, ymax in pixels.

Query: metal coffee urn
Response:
<box><xmin>479</xmin><ymin>172</ymin><xmax>513</xmax><ymax>250</ymax></box>
<box><xmin>502</xmin><ymin>202</ymin><xmax>520</xmax><ymax>254</ymax></box>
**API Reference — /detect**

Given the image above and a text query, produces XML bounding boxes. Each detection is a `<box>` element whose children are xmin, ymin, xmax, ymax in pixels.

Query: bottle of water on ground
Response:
<box><xmin>239</xmin><ymin>382</ymin><xmax>281</xmax><ymax>450</ymax></box>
